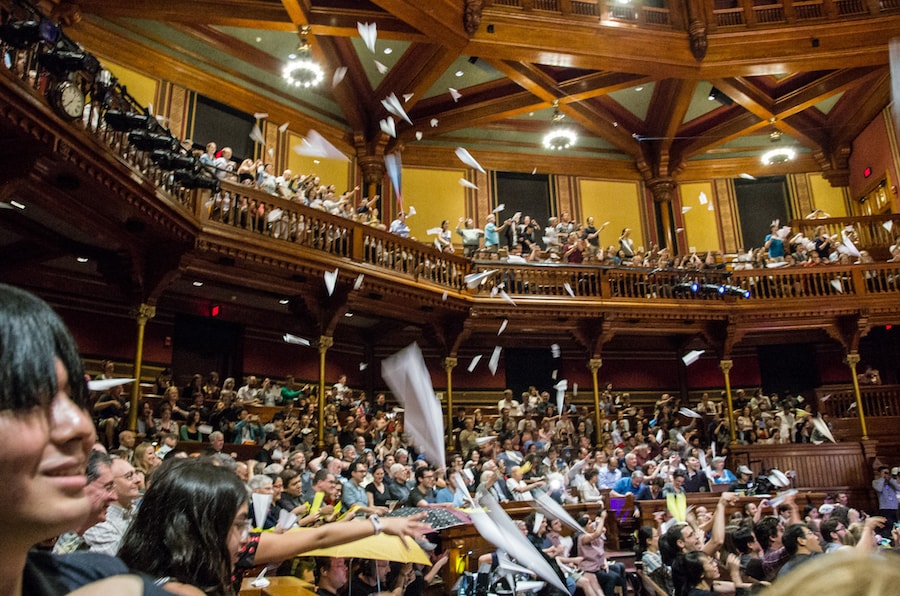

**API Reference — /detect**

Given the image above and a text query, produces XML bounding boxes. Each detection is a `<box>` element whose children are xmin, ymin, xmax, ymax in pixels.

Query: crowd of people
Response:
<box><xmin>6</xmin><ymin>282</ymin><xmax>900</xmax><ymax>596</ymax></box>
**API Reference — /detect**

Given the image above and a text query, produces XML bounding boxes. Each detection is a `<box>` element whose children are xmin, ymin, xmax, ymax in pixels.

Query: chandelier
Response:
<box><xmin>542</xmin><ymin>101</ymin><xmax>577</xmax><ymax>151</ymax></box>
<box><xmin>760</xmin><ymin>147</ymin><xmax>795</xmax><ymax>165</ymax></box>
<box><xmin>282</xmin><ymin>26</ymin><xmax>323</xmax><ymax>89</ymax></box>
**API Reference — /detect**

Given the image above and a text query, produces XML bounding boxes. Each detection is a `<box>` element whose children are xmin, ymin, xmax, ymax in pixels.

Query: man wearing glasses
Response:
<box><xmin>83</xmin><ymin>456</ymin><xmax>141</xmax><ymax>555</ymax></box>
<box><xmin>343</xmin><ymin>459</ymin><xmax>388</xmax><ymax>516</ymax></box>
<box><xmin>406</xmin><ymin>467</ymin><xmax>437</xmax><ymax>507</ymax></box>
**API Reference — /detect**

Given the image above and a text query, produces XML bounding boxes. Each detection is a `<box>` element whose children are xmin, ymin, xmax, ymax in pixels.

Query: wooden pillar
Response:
<box><xmin>647</xmin><ymin>177</ymin><xmax>677</xmax><ymax>253</ymax></box>
<box><xmin>719</xmin><ymin>359</ymin><xmax>736</xmax><ymax>443</ymax></box>
<box><xmin>127</xmin><ymin>304</ymin><xmax>156</xmax><ymax>431</ymax></box>
<box><xmin>588</xmin><ymin>358</ymin><xmax>603</xmax><ymax>447</ymax></box>
<box><xmin>846</xmin><ymin>352</ymin><xmax>869</xmax><ymax>440</ymax></box>
<box><xmin>445</xmin><ymin>357</ymin><xmax>458</xmax><ymax>450</ymax></box>
<box><xmin>317</xmin><ymin>335</ymin><xmax>333</xmax><ymax>447</ymax></box>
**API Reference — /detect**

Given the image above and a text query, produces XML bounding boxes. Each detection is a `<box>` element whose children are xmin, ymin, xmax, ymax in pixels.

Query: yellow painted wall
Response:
<box><xmin>286</xmin><ymin>132</ymin><xmax>352</xmax><ymax>191</ymax></box>
<box><xmin>679</xmin><ymin>182</ymin><xmax>721</xmax><ymax>254</ymax></box>
<box><xmin>402</xmin><ymin>167</ymin><xmax>467</xmax><ymax>247</ymax></box>
<box><xmin>103</xmin><ymin>60</ymin><xmax>158</xmax><ymax>111</ymax></box>
<box><xmin>578</xmin><ymin>179</ymin><xmax>643</xmax><ymax>251</ymax></box>
<box><xmin>808</xmin><ymin>174</ymin><xmax>848</xmax><ymax>218</ymax></box>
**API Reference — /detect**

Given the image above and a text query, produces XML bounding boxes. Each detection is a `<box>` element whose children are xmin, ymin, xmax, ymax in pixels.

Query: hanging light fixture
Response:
<box><xmin>542</xmin><ymin>100</ymin><xmax>577</xmax><ymax>151</ymax></box>
<box><xmin>761</xmin><ymin>147</ymin><xmax>795</xmax><ymax>165</ymax></box>
<box><xmin>282</xmin><ymin>26</ymin><xmax>323</xmax><ymax>89</ymax></box>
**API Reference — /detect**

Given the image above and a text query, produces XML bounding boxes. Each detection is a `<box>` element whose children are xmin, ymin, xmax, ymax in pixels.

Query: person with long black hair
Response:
<box><xmin>119</xmin><ymin>457</ymin><xmax>430</xmax><ymax>595</ymax></box>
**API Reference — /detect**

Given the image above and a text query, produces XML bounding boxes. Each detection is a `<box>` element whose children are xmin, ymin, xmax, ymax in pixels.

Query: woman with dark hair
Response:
<box><xmin>0</xmin><ymin>284</ymin><xmax>189</xmax><ymax>595</ymax></box>
<box><xmin>119</xmin><ymin>457</ymin><xmax>430</xmax><ymax>595</ymax></box>
<box><xmin>179</xmin><ymin>410</ymin><xmax>203</xmax><ymax>441</ymax></box>
<box><xmin>671</xmin><ymin>550</ymin><xmax>741</xmax><ymax>596</ymax></box>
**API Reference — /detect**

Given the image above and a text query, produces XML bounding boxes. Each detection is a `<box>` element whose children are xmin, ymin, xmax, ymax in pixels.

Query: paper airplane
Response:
<box><xmin>87</xmin><ymin>378</ymin><xmax>135</xmax><ymax>391</ymax></box>
<box><xmin>492</xmin><ymin>204</ymin><xmax>505</xmax><ymax>214</ymax></box>
<box><xmin>359</xmin><ymin>362</ymin><xmax>368</xmax><ymax>371</ymax></box>
<box><xmin>294</xmin><ymin>129</ymin><xmax>349</xmax><ymax>161</ymax></box>
<box><xmin>379</xmin><ymin>117</ymin><xmax>397</xmax><ymax>137</ymax></box>
<box><xmin>464</xmin><ymin>270</ymin><xmax>495</xmax><ymax>288</ymax></box>
<box><xmin>678</xmin><ymin>407</ymin><xmax>702</xmax><ymax>419</ymax></box>
<box><xmin>253</xmin><ymin>112</ymin><xmax>268</xmax><ymax>120</ymax></box>
<box><xmin>250</xmin><ymin>124</ymin><xmax>265</xmax><ymax>145</ymax></box>
<box><xmin>698</xmin><ymin>192</ymin><xmax>708</xmax><ymax>205</ymax></box>
<box><xmin>564</xmin><ymin>282</ymin><xmax>575</xmax><ymax>297</ymax></box>
<box><xmin>283</xmin><ymin>333</ymin><xmax>310</xmax><ymax>346</ymax></box>
<box><xmin>532</xmin><ymin>167</ymin><xmax>537</xmax><ymax>175</ymax></box>
<box><xmin>682</xmin><ymin>206</ymin><xmax>692</xmax><ymax>214</ymax></box>
<box><xmin>426</xmin><ymin>227</ymin><xmax>443</xmax><ymax>236</ymax></box>
<box><xmin>682</xmin><ymin>349</ymin><xmax>704</xmax><ymax>366</ymax></box>
<box><xmin>830</xmin><ymin>279</ymin><xmax>844</xmax><ymax>293</ymax></box>
<box><xmin>449</xmin><ymin>87</ymin><xmax>462</xmax><ymax>102</ymax></box>
<box><xmin>332</xmin><ymin>66</ymin><xmax>347</xmax><ymax>88</ymax></box>
<box><xmin>572</xmin><ymin>383</ymin><xmax>578</xmax><ymax>396</ymax></box>
<box><xmin>251</xmin><ymin>493</ymin><xmax>272</xmax><ymax>529</ymax></box>
<box><xmin>267</xmin><ymin>208</ymin><xmax>283</xmax><ymax>223</ymax></box>
<box><xmin>381</xmin><ymin>343</ymin><xmax>446</xmax><ymax>466</ymax></box>
<box><xmin>488</xmin><ymin>346</ymin><xmax>502</xmax><ymax>375</ymax></box>
<box><xmin>278</xmin><ymin>121</ymin><xmax>289</xmax><ymax>133</ymax></box>
<box><xmin>403</xmin><ymin>93</ymin><xmax>414</xmax><ymax>102</ymax></box>
<box><xmin>498</xmin><ymin>319</ymin><xmax>508</xmax><ymax>335</ymax></box>
<box><xmin>415</xmin><ymin>131</ymin><xmax>423</xmax><ymax>141</ymax></box>
<box><xmin>442</xmin><ymin>291</ymin><xmax>448</xmax><ymax>301</ymax></box>
<box><xmin>883</xmin><ymin>220</ymin><xmax>894</xmax><ymax>233</ymax></box>
<box><xmin>467</xmin><ymin>354</ymin><xmax>482</xmax><ymax>372</ymax></box>
<box><xmin>550</xmin><ymin>344</ymin><xmax>561</xmax><ymax>358</ymax></box>
<box><xmin>708</xmin><ymin>202</ymin><xmax>714</xmax><ymax>211</ymax></box>
<box><xmin>357</xmin><ymin>22</ymin><xmax>377</xmax><ymax>53</ymax></box>
<box><xmin>499</xmin><ymin>290</ymin><xmax>516</xmax><ymax>307</ymax></box>
<box><xmin>430</xmin><ymin>118</ymin><xmax>439</xmax><ymax>127</ymax></box>
<box><xmin>455</xmin><ymin>147</ymin><xmax>487</xmax><ymax>174</ymax></box>
<box><xmin>324</xmin><ymin>268</ymin><xmax>339</xmax><ymax>296</ymax></box>
<box><xmin>381</xmin><ymin>92</ymin><xmax>413</xmax><ymax>125</ymax></box>
<box><xmin>407</xmin><ymin>206</ymin><xmax>416</xmax><ymax>216</ymax></box>
<box><xmin>812</xmin><ymin>415</ymin><xmax>836</xmax><ymax>443</ymax></box>
<box><xmin>384</xmin><ymin>152</ymin><xmax>403</xmax><ymax>206</ymax></box>
<box><xmin>374</xmin><ymin>60</ymin><xmax>388</xmax><ymax>74</ymax></box>
<box><xmin>459</xmin><ymin>178</ymin><xmax>478</xmax><ymax>190</ymax></box>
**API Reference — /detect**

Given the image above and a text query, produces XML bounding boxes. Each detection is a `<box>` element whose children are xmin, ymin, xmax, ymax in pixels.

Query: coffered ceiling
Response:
<box><xmin>64</xmin><ymin>0</ymin><xmax>898</xmax><ymax>181</ymax></box>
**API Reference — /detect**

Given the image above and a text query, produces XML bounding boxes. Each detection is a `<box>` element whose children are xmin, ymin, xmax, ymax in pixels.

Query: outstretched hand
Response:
<box><xmin>382</xmin><ymin>512</ymin><xmax>433</xmax><ymax>548</ymax></box>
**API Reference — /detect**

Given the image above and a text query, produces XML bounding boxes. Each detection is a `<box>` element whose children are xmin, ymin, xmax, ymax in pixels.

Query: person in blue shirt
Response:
<box><xmin>611</xmin><ymin>470</ymin><xmax>645</xmax><ymax>497</ymax></box>
<box><xmin>765</xmin><ymin>224</ymin><xmax>785</xmax><ymax>261</ymax></box>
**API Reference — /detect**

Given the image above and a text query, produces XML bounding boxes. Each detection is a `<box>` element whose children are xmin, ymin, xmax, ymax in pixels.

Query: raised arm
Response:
<box><xmin>255</xmin><ymin>514</ymin><xmax>430</xmax><ymax>564</ymax></box>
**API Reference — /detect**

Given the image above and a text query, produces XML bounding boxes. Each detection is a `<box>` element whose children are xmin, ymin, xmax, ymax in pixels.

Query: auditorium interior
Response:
<box><xmin>3</xmin><ymin>0</ymin><xmax>900</xmax><ymax>580</ymax></box>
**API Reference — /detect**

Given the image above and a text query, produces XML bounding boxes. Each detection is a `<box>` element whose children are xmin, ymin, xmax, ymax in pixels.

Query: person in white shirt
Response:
<box><xmin>497</xmin><ymin>389</ymin><xmax>523</xmax><ymax>416</ymax></box>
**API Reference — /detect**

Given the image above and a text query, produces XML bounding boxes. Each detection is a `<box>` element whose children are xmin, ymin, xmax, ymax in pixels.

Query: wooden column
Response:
<box><xmin>719</xmin><ymin>359</ymin><xmax>736</xmax><ymax>443</ymax></box>
<box><xmin>648</xmin><ymin>178</ymin><xmax>677</xmax><ymax>253</ymax></box>
<box><xmin>846</xmin><ymin>352</ymin><xmax>869</xmax><ymax>440</ymax></box>
<box><xmin>127</xmin><ymin>304</ymin><xmax>156</xmax><ymax>431</ymax></box>
<box><xmin>588</xmin><ymin>358</ymin><xmax>603</xmax><ymax>447</ymax></box>
<box><xmin>445</xmin><ymin>357</ymin><xmax>458</xmax><ymax>450</ymax></box>
<box><xmin>317</xmin><ymin>335</ymin><xmax>333</xmax><ymax>447</ymax></box>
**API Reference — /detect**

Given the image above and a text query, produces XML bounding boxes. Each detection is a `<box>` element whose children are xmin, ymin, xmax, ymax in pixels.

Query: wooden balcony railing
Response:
<box><xmin>487</xmin><ymin>0</ymin><xmax>897</xmax><ymax>30</ymax></box>
<box><xmin>818</xmin><ymin>384</ymin><xmax>900</xmax><ymax>418</ymax></box>
<box><xmin>789</xmin><ymin>214</ymin><xmax>900</xmax><ymax>258</ymax></box>
<box><xmin>467</xmin><ymin>260</ymin><xmax>900</xmax><ymax>303</ymax></box>
<box><xmin>200</xmin><ymin>182</ymin><xmax>471</xmax><ymax>291</ymax></box>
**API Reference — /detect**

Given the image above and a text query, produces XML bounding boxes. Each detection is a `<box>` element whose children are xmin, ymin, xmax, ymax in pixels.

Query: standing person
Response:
<box><xmin>436</xmin><ymin>219</ymin><xmax>454</xmax><ymax>253</ymax></box>
<box><xmin>872</xmin><ymin>466</ymin><xmax>900</xmax><ymax>535</ymax></box>
<box><xmin>764</xmin><ymin>224</ymin><xmax>785</xmax><ymax>262</ymax></box>
<box><xmin>582</xmin><ymin>216</ymin><xmax>605</xmax><ymax>258</ymax></box>
<box><xmin>0</xmin><ymin>284</ymin><xmax>189</xmax><ymax>595</ymax></box>
<box><xmin>483</xmin><ymin>214</ymin><xmax>511</xmax><ymax>253</ymax></box>
<box><xmin>455</xmin><ymin>217</ymin><xmax>483</xmax><ymax>257</ymax></box>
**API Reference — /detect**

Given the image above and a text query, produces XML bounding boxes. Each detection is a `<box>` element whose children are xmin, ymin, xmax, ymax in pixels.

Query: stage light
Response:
<box><xmin>150</xmin><ymin>150</ymin><xmax>196</xmax><ymax>171</ymax></box>
<box><xmin>173</xmin><ymin>169</ymin><xmax>219</xmax><ymax>191</ymax></box>
<box><xmin>38</xmin><ymin>49</ymin><xmax>99</xmax><ymax>76</ymax></box>
<box><xmin>104</xmin><ymin>110</ymin><xmax>152</xmax><ymax>132</ymax></box>
<box><xmin>128</xmin><ymin>129</ymin><xmax>177</xmax><ymax>151</ymax></box>
<box><xmin>0</xmin><ymin>20</ymin><xmax>41</xmax><ymax>49</ymax></box>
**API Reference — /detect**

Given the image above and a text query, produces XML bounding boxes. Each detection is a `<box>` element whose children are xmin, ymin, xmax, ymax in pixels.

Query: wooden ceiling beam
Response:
<box><xmin>312</xmin><ymin>36</ymin><xmax>371</xmax><ymax>134</ymax></box>
<box><xmin>368</xmin><ymin>0</ymin><xmax>469</xmax><ymax>49</ymax></box>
